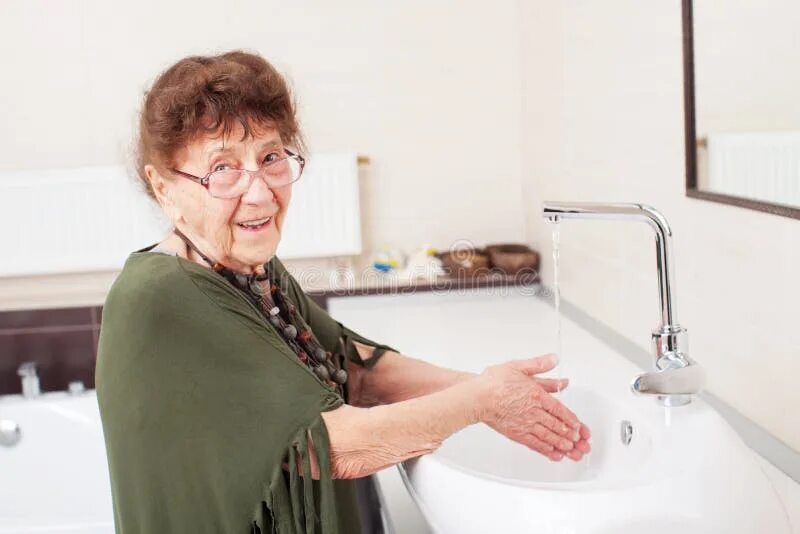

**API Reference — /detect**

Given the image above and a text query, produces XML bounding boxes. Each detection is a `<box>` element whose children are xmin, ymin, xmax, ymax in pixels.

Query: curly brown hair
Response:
<box><xmin>134</xmin><ymin>49</ymin><xmax>306</xmax><ymax>200</ymax></box>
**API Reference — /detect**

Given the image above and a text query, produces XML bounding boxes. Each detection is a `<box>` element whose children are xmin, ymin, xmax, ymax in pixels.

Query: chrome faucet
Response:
<box><xmin>17</xmin><ymin>361</ymin><xmax>41</xmax><ymax>399</ymax></box>
<box><xmin>541</xmin><ymin>202</ymin><xmax>705</xmax><ymax>407</ymax></box>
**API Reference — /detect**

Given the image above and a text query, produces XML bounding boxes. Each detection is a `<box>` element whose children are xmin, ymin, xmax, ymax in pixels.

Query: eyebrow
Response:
<box><xmin>205</xmin><ymin>139</ymin><xmax>281</xmax><ymax>156</ymax></box>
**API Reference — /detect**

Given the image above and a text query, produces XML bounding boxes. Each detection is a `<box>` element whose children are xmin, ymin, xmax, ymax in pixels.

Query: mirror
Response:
<box><xmin>683</xmin><ymin>0</ymin><xmax>800</xmax><ymax>219</ymax></box>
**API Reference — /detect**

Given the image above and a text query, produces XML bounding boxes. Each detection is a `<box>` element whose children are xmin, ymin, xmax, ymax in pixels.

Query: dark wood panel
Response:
<box><xmin>0</xmin><ymin>306</ymin><xmax>93</xmax><ymax>330</ymax></box>
<box><xmin>687</xmin><ymin>188</ymin><xmax>800</xmax><ymax>220</ymax></box>
<box><xmin>0</xmin><ymin>327</ymin><xmax>95</xmax><ymax>394</ymax></box>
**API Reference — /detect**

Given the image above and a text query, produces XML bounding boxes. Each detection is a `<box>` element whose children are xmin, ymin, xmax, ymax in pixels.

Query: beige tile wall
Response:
<box><xmin>0</xmin><ymin>0</ymin><xmax>527</xmax><ymax>310</ymax></box>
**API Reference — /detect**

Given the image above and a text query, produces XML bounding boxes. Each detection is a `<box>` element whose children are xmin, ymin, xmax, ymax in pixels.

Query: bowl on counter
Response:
<box><xmin>436</xmin><ymin>248</ymin><xmax>490</xmax><ymax>278</ymax></box>
<box><xmin>484</xmin><ymin>243</ymin><xmax>539</xmax><ymax>275</ymax></box>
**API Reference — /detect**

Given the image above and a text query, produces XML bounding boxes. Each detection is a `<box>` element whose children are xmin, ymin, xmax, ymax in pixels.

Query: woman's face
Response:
<box><xmin>147</xmin><ymin>121</ymin><xmax>292</xmax><ymax>272</ymax></box>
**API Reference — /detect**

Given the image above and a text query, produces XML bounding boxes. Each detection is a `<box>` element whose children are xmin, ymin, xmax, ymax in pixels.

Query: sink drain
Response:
<box><xmin>620</xmin><ymin>420</ymin><xmax>633</xmax><ymax>446</ymax></box>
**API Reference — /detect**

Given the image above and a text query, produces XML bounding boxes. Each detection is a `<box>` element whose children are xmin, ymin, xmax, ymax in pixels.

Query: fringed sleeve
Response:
<box><xmin>253</xmin><ymin>395</ymin><xmax>343</xmax><ymax>534</ymax></box>
<box><xmin>335</xmin><ymin>323</ymin><xmax>398</xmax><ymax>370</ymax></box>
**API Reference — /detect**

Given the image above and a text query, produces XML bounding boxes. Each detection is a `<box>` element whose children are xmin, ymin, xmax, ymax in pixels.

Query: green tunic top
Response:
<box><xmin>95</xmin><ymin>244</ymin><xmax>399</xmax><ymax>534</ymax></box>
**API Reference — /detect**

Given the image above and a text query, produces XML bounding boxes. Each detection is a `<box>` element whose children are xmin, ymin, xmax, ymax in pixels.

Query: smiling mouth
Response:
<box><xmin>236</xmin><ymin>216</ymin><xmax>273</xmax><ymax>230</ymax></box>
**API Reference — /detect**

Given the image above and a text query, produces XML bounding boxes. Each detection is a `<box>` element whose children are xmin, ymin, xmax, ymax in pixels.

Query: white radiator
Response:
<box><xmin>0</xmin><ymin>154</ymin><xmax>362</xmax><ymax>277</ymax></box>
<box><xmin>276</xmin><ymin>153</ymin><xmax>362</xmax><ymax>259</ymax></box>
<box><xmin>707</xmin><ymin>131</ymin><xmax>800</xmax><ymax>207</ymax></box>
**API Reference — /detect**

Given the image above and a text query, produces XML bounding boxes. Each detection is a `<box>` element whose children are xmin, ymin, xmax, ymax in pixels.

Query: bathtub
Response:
<box><xmin>0</xmin><ymin>391</ymin><xmax>113</xmax><ymax>534</ymax></box>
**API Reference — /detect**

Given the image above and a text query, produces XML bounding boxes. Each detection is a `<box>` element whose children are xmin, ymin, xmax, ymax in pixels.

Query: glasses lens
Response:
<box><xmin>260</xmin><ymin>156</ymin><xmax>302</xmax><ymax>187</ymax></box>
<box><xmin>205</xmin><ymin>156</ymin><xmax>303</xmax><ymax>198</ymax></box>
<box><xmin>208</xmin><ymin>169</ymin><xmax>247</xmax><ymax>198</ymax></box>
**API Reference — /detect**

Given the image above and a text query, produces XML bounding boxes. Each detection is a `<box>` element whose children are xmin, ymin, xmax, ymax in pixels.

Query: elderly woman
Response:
<box><xmin>95</xmin><ymin>50</ymin><xmax>590</xmax><ymax>534</ymax></box>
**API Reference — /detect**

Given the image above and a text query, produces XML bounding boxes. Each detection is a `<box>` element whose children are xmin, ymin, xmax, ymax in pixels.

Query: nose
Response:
<box><xmin>239</xmin><ymin>169</ymin><xmax>276</xmax><ymax>204</ymax></box>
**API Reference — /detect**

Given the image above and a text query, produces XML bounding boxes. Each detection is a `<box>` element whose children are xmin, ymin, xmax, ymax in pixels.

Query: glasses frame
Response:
<box><xmin>170</xmin><ymin>148</ymin><xmax>306</xmax><ymax>198</ymax></box>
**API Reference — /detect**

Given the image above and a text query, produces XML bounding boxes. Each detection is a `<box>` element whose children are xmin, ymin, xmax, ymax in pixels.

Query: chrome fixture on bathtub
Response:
<box><xmin>68</xmin><ymin>381</ymin><xmax>86</xmax><ymax>395</ymax></box>
<box><xmin>17</xmin><ymin>361</ymin><xmax>41</xmax><ymax>399</ymax></box>
<box><xmin>542</xmin><ymin>202</ymin><xmax>706</xmax><ymax>407</ymax></box>
<box><xmin>0</xmin><ymin>419</ymin><xmax>22</xmax><ymax>447</ymax></box>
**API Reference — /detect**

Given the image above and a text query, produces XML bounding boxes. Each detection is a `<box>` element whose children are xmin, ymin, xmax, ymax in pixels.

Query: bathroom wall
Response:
<box><xmin>518</xmin><ymin>1</ymin><xmax>800</xmax><ymax>452</ymax></box>
<box><xmin>2</xmin><ymin>0</ymin><xmax>796</xmax><ymax>455</ymax></box>
<box><xmin>0</xmin><ymin>0</ymin><xmax>526</xmax><ymax>310</ymax></box>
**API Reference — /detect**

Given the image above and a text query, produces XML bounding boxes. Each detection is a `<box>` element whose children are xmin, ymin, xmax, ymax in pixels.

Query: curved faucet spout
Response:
<box><xmin>543</xmin><ymin>202</ymin><xmax>676</xmax><ymax>329</ymax></box>
<box><xmin>541</xmin><ymin>201</ymin><xmax>704</xmax><ymax>406</ymax></box>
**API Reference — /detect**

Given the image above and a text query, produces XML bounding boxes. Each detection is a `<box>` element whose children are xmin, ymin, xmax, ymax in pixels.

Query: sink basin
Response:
<box><xmin>400</xmin><ymin>384</ymin><xmax>791</xmax><ymax>533</ymax></box>
<box><xmin>430</xmin><ymin>387</ymin><xmax>653</xmax><ymax>488</ymax></box>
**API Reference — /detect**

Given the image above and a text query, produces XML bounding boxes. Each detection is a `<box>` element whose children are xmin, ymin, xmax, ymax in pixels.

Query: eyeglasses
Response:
<box><xmin>170</xmin><ymin>148</ymin><xmax>305</xmax><ymax>199</ymax></box>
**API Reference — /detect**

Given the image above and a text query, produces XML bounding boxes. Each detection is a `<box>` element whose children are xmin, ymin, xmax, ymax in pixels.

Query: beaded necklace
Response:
<box><xmin>172</xmin><ymin>227</ymin><xmax>348</xmax><ymax>391</ymax></box>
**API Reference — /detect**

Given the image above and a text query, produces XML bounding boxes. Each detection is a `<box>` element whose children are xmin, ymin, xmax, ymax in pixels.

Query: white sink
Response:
<box><xmin>399</xmin><ymin>381</ymin><xmax>791</xmax><ymax>533</ymax></box>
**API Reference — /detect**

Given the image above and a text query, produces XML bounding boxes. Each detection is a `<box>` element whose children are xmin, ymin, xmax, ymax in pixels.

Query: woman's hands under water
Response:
<box><xmin>476</xmin><ymin>353</ymin><xmax>591</xmax><ymax>462</ymax></box>
<box><xmin>320</xmin><ymin>352</ymin><xmax>590</xmax><ymax>480</ymax></box>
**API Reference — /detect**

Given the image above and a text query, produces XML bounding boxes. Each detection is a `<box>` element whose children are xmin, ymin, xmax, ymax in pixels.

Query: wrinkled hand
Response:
<box><xmin>476</xmin><ymin>354</ymin><xmax>591</xmax><ymax>462</ymax></box>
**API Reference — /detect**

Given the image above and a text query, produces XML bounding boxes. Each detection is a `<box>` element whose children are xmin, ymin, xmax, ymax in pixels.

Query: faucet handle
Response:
<box><xmin>639</xmin><ymin>325</ymin><xmax>706</xmax><ymax>405</ymax></box>
<box><xmin>17</xmin><ymin>361</ymin><xmax>38</xmax><ymax>377</ymax></box>
<box><xmin>631</xmin><ymin>359</ymin><xmax>706</xmax><ymax>396</ymax></box>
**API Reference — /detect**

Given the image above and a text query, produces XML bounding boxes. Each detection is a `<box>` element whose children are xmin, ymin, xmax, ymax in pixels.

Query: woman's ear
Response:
<box><xmin>144</xmin><ymin>164</ymin><xmax>181</xmax><ymax>222</ymax></box>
